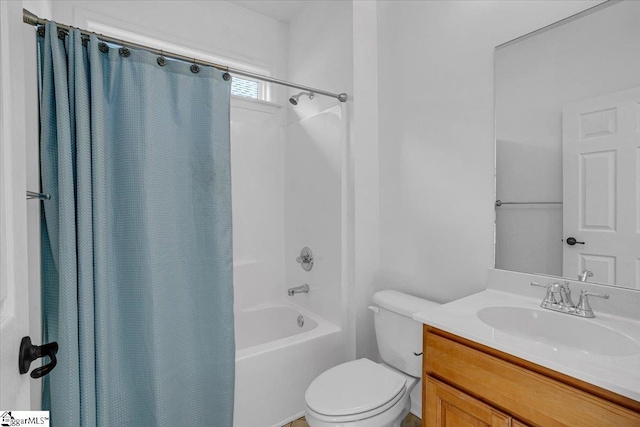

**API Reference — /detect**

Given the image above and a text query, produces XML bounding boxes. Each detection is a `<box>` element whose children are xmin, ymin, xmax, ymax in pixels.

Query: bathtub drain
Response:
<box><xmin>297</xmin><ymin>315</ymin><xmax>304</xmax><ymax>328</ymax></box>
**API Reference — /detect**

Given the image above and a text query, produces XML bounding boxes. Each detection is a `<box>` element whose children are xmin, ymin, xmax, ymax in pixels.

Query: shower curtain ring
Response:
<box><xmin>119</xmin><ymin>38</ymin><xmax>131</xmax><ymax>58</ymax></box>
<box><xmin>190</xmin><ymin>58</ymin><xmax>200</xmax><ymax>74</ymax></box>
<box><xmin>157</xmin><ymin>50</ymin><xmax>166</xmax><ymax>67</ymax></box>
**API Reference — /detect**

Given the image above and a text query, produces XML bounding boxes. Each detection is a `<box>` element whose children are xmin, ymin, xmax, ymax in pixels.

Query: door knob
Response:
<box><xmin>19</xmin><ymin>336</ymin><xmax>58</xmax><ymax>379</ymax></box>
<box><xmin>566</xmin><ymin>237</ymin><xmax>585</xmax><ymax>246</ymax></box>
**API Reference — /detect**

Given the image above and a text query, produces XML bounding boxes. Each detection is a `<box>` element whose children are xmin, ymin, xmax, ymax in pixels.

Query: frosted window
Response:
<box><xmin>231</xmin><ymin>77</ymin><xmax>259</xmax><ymax>99</ymax></box>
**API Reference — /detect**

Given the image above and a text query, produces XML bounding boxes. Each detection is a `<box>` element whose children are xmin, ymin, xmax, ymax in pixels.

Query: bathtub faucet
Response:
<box><xmin>288</xmin><ymin>284</ymin><xmax>310</xmax><ymax>296</ymax></box>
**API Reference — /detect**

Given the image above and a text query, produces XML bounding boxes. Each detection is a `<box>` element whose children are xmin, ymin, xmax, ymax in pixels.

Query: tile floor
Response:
<box><xmin>404</xmin><ymin>413</ymin><xmax>422</xmax><ymax>427</ymax></box>
<box><xmin>283</xmin><ymin>413</ymin><xmax>421</xmax><ymax>427</ymax></box>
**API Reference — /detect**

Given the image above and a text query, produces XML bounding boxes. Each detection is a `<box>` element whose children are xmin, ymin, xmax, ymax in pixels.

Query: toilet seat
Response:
<box><xmin>305</xmin><ymin>359</ymin><xmax>407</xmax><ymax>422</ymax></box>
<box><xmin>305</xmin><ymin>387</ymin><xmax>406</xmax><ymax>424</ymax></box>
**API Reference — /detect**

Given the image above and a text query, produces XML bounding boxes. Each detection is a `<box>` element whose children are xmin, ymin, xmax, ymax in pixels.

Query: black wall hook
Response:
<box><xmin>19</xmin><ymin>336</ymin><xmax>58</xmax><ymax>379</ymax></box>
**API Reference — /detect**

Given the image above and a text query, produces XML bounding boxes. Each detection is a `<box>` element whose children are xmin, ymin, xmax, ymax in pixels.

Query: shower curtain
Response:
<box><xmin>38</xmin><ymin>23</ymin><xmax>234</xmax><ymax>426</ymax></box>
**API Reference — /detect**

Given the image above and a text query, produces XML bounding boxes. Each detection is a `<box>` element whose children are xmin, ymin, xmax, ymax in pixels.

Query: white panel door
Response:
<box><xmin>563</xmin><ymin>87</ymin><xmax>640</xmax><ymax>289</ymax></box>
<box><xmin>0</xmin><ymin>1</ymin><xmax>31</xmax><ymax>409</ymax></box>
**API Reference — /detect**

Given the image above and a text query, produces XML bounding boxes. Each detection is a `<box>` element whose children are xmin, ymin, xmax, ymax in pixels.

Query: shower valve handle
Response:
<box><xmin>296</xmin><ymin>247</ymin><xmax>314</xmax><ymax>271</ymax></box>
<box><xmin>296</xmin><ymin>255</ymin><xmax>311</xmax><ymax>264</ymax></box>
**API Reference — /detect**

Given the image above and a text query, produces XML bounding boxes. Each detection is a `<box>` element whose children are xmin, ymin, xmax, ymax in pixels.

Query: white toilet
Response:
<box><xmin>304</xmin><ymin>290</ymin><xmax>440</xmax><ymax>427</ymax></box>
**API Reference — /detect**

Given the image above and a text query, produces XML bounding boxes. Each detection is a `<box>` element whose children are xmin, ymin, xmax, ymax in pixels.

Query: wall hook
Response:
<box><xmin>19</xmin><ymin>336</ymin><xmax>58</xmax><ymax>379</ymax></box>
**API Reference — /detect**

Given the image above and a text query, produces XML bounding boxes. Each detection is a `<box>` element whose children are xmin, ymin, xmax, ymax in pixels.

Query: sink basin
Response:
<box><xmin>477</xmin><ymin>306</ymin><xmax>640</xmax><ymax>357</ymax></box>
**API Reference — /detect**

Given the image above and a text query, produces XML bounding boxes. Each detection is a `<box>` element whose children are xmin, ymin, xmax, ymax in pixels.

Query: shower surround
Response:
<box><xmin>231</xmin><ymin>105</ymin><xmax>347</xmax><ymax>427</ymax></box>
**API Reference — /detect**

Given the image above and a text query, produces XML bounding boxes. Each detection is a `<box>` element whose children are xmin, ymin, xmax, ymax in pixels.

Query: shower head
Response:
<box><xmin>289</xmin><ymin>91</ymin><xmax>314</xmax><ymax>106</ymax></box>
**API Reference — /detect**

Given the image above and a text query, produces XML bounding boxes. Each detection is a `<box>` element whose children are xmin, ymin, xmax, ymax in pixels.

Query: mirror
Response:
<box><xmin>495</xmin><ymin>0</ymin><xmax>640</xmax><ymax>289</ymax></box>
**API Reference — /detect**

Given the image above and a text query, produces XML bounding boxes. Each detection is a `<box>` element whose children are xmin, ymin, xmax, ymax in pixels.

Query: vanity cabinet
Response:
<box><xmin>422</xmin><ymin>326</ymin><xmax>640</xmax><ymax>427</ymax></box>
<box><xmin>426</xmin><ymin>377</ymin><xmax>511</xmax><ymax>427</ymax></box>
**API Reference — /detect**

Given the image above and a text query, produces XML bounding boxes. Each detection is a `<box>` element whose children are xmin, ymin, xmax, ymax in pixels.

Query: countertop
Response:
<box><xmin>412</xmin><ymin>289</ymin><xmax>640</xmax><ymax>402</ymax></box>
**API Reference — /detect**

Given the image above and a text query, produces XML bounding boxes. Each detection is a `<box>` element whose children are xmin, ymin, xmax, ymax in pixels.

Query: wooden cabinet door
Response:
<box><xmin>512</xmin><ymin>421</ymin><xmax>530</xmax><ymax>427</ymax></box>
<box><xmin>426</xmin><ymin>377</ymin><xmax>511</xmax><ymax>427</ymax></box>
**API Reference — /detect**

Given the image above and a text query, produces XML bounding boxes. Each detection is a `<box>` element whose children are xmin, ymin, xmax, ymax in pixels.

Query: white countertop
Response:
<box><xmin>413</xmin><ymin>289</ymin><xmax>640</xmax><ymax>402</ymax></box>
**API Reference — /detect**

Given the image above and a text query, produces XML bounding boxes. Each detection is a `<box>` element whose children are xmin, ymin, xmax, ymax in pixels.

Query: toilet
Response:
<box><xmin>304</xmin><ymin>290</ymin><xmax>440</xmax><ymax>427</ymax></box>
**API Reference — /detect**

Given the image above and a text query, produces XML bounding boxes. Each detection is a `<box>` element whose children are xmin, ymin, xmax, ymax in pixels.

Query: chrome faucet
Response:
<box><xmin>578</xmin><ymin>269</ymin><xmax>594</xmax><ymax>282</ymax></box>
<box><xmin>574</xmin><ymin>289</ymin><xmax>610</xmax><ymax>318</ymax></box>
<box><xmin>288</xmin><ymin>284</ymin><xmax>309</xmax><ymax>296</ymax></box>
<box><xmin>530</xmin><ymin>281</ymin><xmax>609</xmax><ymax>318</ymax></box>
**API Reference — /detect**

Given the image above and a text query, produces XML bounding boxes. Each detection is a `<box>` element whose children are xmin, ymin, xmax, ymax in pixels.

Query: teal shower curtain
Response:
<box><xmin>38</xmin><ymin>23</ymin><xmax>234</xmax><ymax>426</ymax></box>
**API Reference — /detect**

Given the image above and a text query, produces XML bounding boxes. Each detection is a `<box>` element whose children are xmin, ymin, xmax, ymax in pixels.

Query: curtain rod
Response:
<box><xmin>22</xmin><ymin>9</ymin><xmax>348</xmax><ymax>103</ymax></box>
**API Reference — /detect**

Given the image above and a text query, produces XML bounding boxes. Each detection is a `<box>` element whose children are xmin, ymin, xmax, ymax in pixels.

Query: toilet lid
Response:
<box><xmin>305</xmin><ymin>359</ymin><xmax>406</xmax><ymax>417</ymax></box>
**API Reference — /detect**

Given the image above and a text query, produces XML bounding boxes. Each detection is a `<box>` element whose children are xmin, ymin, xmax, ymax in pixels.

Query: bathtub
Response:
<box><xmin>233</xmin><ymin>300</ymin><xmax>344</xmax><ymax>427</ymax></box>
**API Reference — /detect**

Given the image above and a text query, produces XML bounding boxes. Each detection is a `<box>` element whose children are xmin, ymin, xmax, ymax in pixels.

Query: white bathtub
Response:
<box><xmin>233</xmin><ymin>301</ymin><xmax>344</xmax><ymax>427</ymax></box>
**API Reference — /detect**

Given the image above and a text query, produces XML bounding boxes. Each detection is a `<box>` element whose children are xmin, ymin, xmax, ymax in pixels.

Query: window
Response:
<box><xmin>231</xmin><ymin>77</ymin><xmax>259</xmax><ymax>99</ymax></box>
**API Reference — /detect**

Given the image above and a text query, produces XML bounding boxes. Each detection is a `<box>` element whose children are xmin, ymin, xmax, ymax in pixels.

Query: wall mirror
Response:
<box><xmin>495</xmin><ymin>0</ymin><xmax>640</xmax><ymax>290</ymax></box>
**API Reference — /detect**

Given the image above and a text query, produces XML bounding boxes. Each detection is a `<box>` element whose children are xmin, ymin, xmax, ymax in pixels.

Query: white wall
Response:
<box><xmin>351</xmin><ymin>0</ymin><xmax>381</xmax><ymax>363</ymax></box>
<box><xmin>287</xmin><ymin>1</ymin><xmax>353</xmax><ymax>123</ymax></box>
<box><xmin>495</xmin><ymin>0</ymin><xmax>640</xmax><ymax>277</ymax></box>
<box><xmin>371</xmin><ymin>0</ymin><xmax>604</xmax><ymax>361</ymax></box>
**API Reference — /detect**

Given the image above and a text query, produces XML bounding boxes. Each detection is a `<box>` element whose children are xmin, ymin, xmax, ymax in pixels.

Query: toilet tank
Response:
<box><xmin>371</xmin><ymin>290</ymin><xmax>440</xmax><ymax>378</ymax></box>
